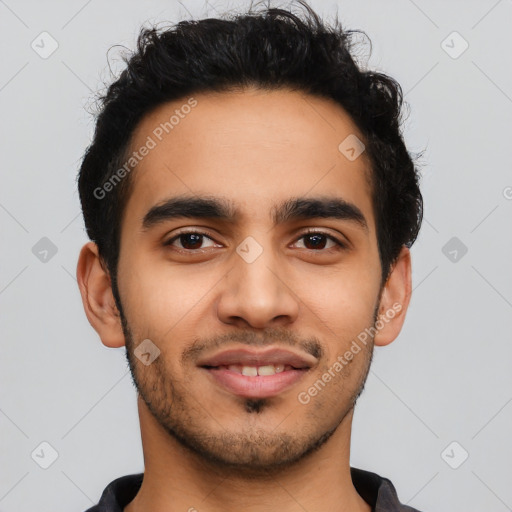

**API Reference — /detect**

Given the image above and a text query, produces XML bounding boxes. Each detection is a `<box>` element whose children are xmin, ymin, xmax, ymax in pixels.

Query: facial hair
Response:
<box><xmin>118</xmin><ymin>297</ymin><xmax>378</xmax><ymax>479</ymax></box>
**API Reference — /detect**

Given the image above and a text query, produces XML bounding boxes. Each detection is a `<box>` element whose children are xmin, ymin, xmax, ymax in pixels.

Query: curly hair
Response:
<box><xmin>77</xmin><ymin>0</ymin><xmax>423</xmax><ymax>300</ymax></box>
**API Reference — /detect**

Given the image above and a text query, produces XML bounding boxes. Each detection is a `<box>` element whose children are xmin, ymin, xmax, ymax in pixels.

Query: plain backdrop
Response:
<box><xmin>1</xmin><ymin>1</ymin><xmax>511</xmax><ymax>511</ymax></box>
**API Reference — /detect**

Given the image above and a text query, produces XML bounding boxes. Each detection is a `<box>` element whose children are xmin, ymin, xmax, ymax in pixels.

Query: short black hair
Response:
<box><xmin>77</xmin><ymin>0</ymin><xmax>423</xmax><ymax>305</ymax></box>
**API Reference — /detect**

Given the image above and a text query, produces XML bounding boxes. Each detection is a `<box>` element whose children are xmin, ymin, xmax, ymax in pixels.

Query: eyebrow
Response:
<box><xmin>142</xmin><ymin>195</ymin><xmax>238</xmax><ymax>231</ymax></box>
<box><xmin>274</xmin><ymin>196</ymin><xmax>368</xmax><ymax>232</ymax></box>
<box><xmin>141</xmin><ymin>194</ymin><xmax>368</xmax><ymax>233</ymax></box>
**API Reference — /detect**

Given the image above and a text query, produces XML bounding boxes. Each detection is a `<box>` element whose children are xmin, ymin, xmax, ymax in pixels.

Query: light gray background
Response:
<box><xmin>1</xmin><ymin>0</ymin><xmax>511</xmax><ymax>511</ymax></box>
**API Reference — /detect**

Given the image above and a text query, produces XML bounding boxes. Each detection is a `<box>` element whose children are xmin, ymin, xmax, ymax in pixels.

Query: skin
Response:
<box><xmin>77</xmin><ymin>87</ymin><xmax>412</xmax><ymax>512</ymax></box>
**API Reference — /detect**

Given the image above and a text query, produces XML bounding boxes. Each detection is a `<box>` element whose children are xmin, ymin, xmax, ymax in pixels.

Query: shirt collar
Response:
<box><xmin>86</xmin><ymin>467</ymin><xmax>421</xmax><ymax>512</ymax></box>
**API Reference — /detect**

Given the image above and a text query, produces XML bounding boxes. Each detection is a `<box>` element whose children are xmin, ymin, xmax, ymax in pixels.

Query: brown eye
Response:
<box><xmin>293</xmin><ymin>231</ymin><xmax>346</xmax><ymax>251</ymax></box>
<box><xmin>164</xmin><ymin>231</ymin><xmax>218</xmax><ymax>251</ymax></box>
<box><xmin>176</xmin><ymin>233</ymin><xmax>204</xmax><ymax>250</ymax></box>
<box><xmin>303</xmin><ymin>233</ymin><xmax>328</xmax><ymax>250</ymax></box>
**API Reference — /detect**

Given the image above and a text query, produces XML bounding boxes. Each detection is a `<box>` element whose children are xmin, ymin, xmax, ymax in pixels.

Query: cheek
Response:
<box><xmin>119</xmin><ymin>257</ymin><xmax>219</xmax><ymax>340</ymax></box>
<box><xmin>290</xmin><ymin>266</ymin><xmax>378</xmax><ymax>349</ymax></box>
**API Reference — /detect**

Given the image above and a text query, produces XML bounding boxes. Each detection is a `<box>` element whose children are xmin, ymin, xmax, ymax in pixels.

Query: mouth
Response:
<box><xmin>197</xmin><ymin>347</ymin><xmax>316</xmax><ymax>399</ymax></box>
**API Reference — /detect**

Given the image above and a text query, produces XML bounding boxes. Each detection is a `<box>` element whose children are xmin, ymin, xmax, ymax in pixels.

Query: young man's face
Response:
<box><xmin>81</xmin><ymin>88</ymin><xmax>410</xmax><ymax>474</ymax></box>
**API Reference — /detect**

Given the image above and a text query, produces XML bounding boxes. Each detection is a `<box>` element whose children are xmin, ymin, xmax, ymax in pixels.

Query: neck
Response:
<box><xmin>125</xmin><ymin>396</ymin><xmax>371</xmax><ymax>512</ymax></box>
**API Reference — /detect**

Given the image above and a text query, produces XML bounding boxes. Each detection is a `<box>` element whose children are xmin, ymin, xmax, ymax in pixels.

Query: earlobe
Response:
<box><xmin>373</xmin><ymin>246</ymin><xmax>412</xmax><ymax>347</ymax></box>
<box><xmin>76</xmin><ymin>242</ymin><xmax>126</xmax><ymax>348</ymax></box>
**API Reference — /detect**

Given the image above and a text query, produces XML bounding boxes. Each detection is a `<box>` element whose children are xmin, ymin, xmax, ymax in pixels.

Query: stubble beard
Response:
<box><xmin>118</xmin><ymin>302</ymin><xmax>376</xmax><ymax>478</ymax></box>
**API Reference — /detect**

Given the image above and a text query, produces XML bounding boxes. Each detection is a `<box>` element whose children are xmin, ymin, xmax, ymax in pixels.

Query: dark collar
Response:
<box><xmin>85</xmin><ymin>467</ymin><xmax>421</xmax><ymax>512</ymax></box>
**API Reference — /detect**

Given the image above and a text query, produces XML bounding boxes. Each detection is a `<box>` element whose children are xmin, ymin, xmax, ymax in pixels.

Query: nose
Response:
<box><xmin>216</xmin><ymin>240</ymin><xmax>300</xmax><ymax>329</ymax></box>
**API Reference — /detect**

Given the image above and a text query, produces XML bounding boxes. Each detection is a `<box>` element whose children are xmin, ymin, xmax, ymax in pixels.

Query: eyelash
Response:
<box><xmin>163</xmin><ymin>229</ymin><xmax>347</xmax><ymax>252</ymax></box>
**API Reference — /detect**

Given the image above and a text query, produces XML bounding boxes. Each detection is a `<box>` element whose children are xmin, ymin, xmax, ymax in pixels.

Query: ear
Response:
<box><xmin>373</xmin><ymin>246</ymin><xmax>412</xmax><ymax>347</ymax></box>
<box><xmin>76</xmin><ymin>241</ymin><xmax>126</xmax><ymax>348</ymax></box>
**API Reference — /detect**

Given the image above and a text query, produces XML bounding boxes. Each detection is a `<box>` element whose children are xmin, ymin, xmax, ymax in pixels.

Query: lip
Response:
<box><xmin>202</xmin><ymin>366</ymin><xmax>308</xmax><ymax>398</ymax></box>
<box><xmin>197</xmin><ymin>347</ymin><xmax>317</xmax><ymax>399</ymax></box>
<box><xmin>197</xmin><ymin>347</ymin><xmax>317</xmax><ymax>369</ymax></box>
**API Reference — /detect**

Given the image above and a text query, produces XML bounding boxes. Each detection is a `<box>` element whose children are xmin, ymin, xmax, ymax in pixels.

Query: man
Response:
<box><xmin>76</xmin><ymin>1</ymin><xmax>424</xmax><ymax>510</ymax></box>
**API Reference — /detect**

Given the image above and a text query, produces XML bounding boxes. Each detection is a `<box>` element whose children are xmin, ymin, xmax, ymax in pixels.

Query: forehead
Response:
<box><xmin>123</xmin><ymin>87</ymin><xmax>374</xmax><ymax>230</ymax></box>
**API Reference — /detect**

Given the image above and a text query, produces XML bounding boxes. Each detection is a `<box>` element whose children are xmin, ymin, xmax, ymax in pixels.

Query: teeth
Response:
<box><xmin>257</xmin><ymin>365</ymin><xmax>277</xmax><ymax>376</ymax></box>
<box><xmin>241</xmin><ymin>366</ymin><xmax>258</xmax><ymax>376</ymax></box>
<box><xmin>225</xmin><ymin>364</ymin><xmax>288</xmax><ymax>376</ymax></box>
